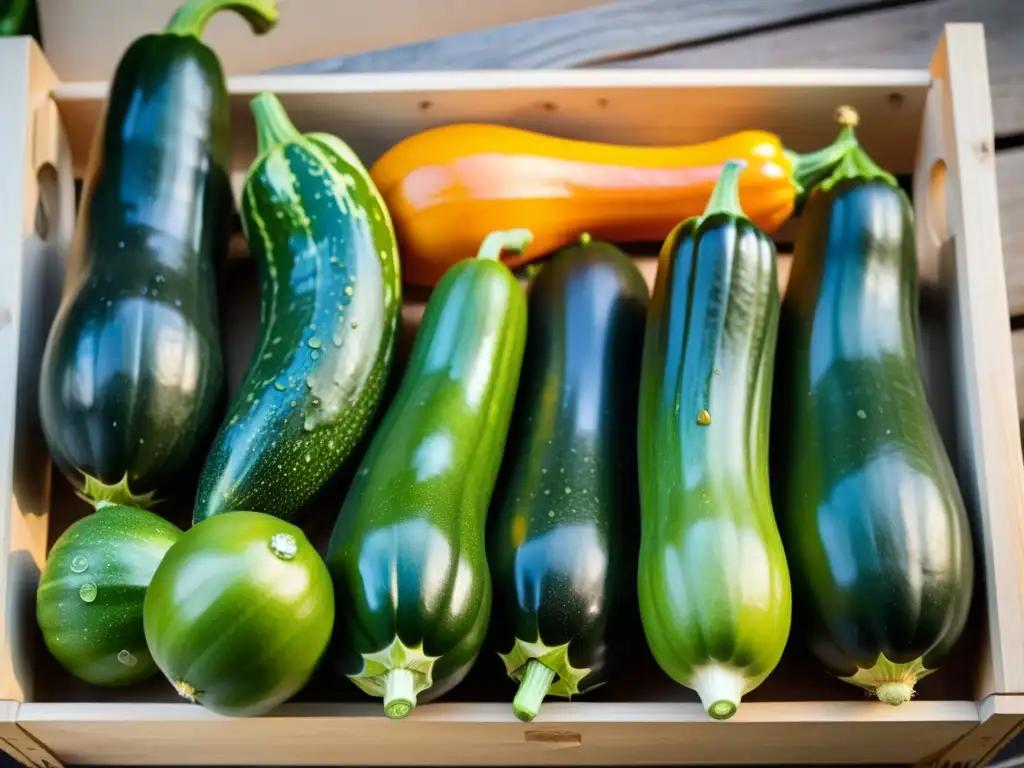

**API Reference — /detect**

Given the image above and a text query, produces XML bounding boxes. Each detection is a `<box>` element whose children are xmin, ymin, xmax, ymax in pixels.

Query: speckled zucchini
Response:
<box><xmin>193</xmin><ymin>91</ymin><xmax>402</xmax><ymax>523</ymax></box>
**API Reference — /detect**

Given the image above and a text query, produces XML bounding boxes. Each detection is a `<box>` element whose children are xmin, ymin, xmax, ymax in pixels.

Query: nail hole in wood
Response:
<box><xmin>597</xmin><ymin>98</ymin><xmax>609</xmax><ymax>109</ymax></box>
<box><xmin>887</xmin><ymin>92</ymin><xmax>905</xmax><ymax>110</ymax></box>
<box><xmin>927</xmin><ymin>159</ymin><xmax>949</xmax><ymax>245</ymax></box>
<box><xmin>524</xmin><ymin>730</ymin><xmax>582</xmax><ymax>749</ymax></box>
<box><xmin>418</xmin><ymin>100</ymin><xmax>432</xmax><ymax>111</ymax></box>
<box><xmin>541</xmin><ymin>101</ymin><xmax>557</xmax><ymax>113</ymax></box>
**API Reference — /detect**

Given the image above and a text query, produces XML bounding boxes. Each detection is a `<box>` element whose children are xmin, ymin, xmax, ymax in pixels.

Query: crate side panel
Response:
<box><xmin>17</xmin><ymin>701</ymin><xmax>977</xmax><ymax>766</ymax></box>
<box><xmin>919</xmin><ymin>24</ymin><xmax>1024</xmax><ymax>699</ymax></box>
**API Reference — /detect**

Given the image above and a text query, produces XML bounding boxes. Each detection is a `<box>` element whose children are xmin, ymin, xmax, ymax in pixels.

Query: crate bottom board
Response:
<box><xmin>10</xmin><ymin>700</ymin><xmax>981</xmax><ymax>766</ymax></box>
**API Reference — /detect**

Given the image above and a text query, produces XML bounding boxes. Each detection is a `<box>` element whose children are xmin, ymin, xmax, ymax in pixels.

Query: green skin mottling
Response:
<box><xmin>488</xmin><ymin>240</ymin><xmax>647</xmax><ymax>704</ymax></box>
<box><xmin>36</xmin><ymin>505</ymin><xmax>183</xmax><ymax>687</ymax></box>
<box><xmin>143</xmin><ymin>510</ymin><xmax>335</xmax><ymax>717</ymax></box>
<box><xmin>771</xmin><ymin>140</ymin><xmax>974</xmax><ymax>702</ymax></box>
<box><xmin>194</xmin><ymin>102</ymin><xmax>401</xmax><ymax>523</ymax></box>
<box><xmin>325</xmin><ymin>248</ymin><xmax>528</xmax><ymax>711</ymax></box>
<box><xmin>637</xmin><ymin>181</ymin><xmax>792</xmax><ymax>715</ymax></box>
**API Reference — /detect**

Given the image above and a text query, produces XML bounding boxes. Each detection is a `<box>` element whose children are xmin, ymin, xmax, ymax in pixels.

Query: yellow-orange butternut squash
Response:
<box><xmin>370</xmin><ymin>122</ymin><xmax>854</xmax><ymax>286</ymax></box>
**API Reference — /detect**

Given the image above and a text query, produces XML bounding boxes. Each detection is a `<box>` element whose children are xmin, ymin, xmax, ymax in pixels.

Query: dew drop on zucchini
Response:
<box><xmin>697</xmin><ymin>409</ymin><xmax>712</xmax><ymax>426</ymax></box>
<box><xmin>70</xmin><ymin>554</ymin><xmax>89</xmax><ymax>573</ymax></box>
<box><xmin>308</xmin><ymin>337</ymin><xmax>322</xmax><ymax>350</ymax></box>
<box><xmin>269</xmin><ymin>533</ymin><xmax>298</xmax><ymax>561</ymax></box>
<box><xmin>79</xmin><ymin>583</ymin><xmax>97</xmax><ymax>603</ymax></box>
<box><xmin>117</xmin><ymin>650</ymin><xmax>137</xmax><ymax>667</ymax></box>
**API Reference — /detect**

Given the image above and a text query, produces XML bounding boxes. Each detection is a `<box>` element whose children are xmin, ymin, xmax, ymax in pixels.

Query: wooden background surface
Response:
<box><xmin>267</xmin><ymin>0</ymin><xmax>1024</xmax><ymax>434</ymax></box>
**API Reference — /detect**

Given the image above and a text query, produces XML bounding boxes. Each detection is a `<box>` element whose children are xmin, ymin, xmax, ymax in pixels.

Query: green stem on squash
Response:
<box><xmin>699</xmin><ymin>159</ymin><xmax>748</xmax><ymax>224</ymax></box>
<box><xmin>818</xmin><ymin>105</ymin><xmax>899</xmax><ymax>192</ymax></box>
<box><xmin>787</xmin><ymin>106</ymin><xmax>862</xmax><ymax>203</ymax></box>
<box><xmin>251</xmin><ymin>92</ymin><xmax>302</xmax><ymax>156</ymax></box>
<box><xmin>512</xmin><ymin>659</ymin><xmax>556</xmax><ymax>723</ymax></box>
<box><xmin>165</xmin><ymin>0</ymin><xmax>278</xmax><ymax>39</ymax></box>
<box><xmin>383</xmin><ymin>669</ymin><xmax>417</xmax><ymax>719</ymax></box>
<box><xmin>476</xmin><ymin>229</ymin><xmax>534</xmax><ymax>262</ymax></box>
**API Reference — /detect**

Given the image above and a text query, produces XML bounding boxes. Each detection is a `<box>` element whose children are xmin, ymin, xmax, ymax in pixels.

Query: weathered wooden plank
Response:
<box><xmin>282</xmin><ymin>0</ymin><xmax>1024</xmax><ymax>138</ymax></box>
<box><xmin>609</xmin><ymin>0</ymin><xmax>1024</xmax><ymax>138</ymax></box>
<box><xmin>1012</xmin><ymin>330</ymin><xmax>1024</xmax><ymax>421</ymax></box>
<box><xmin>998</xmin><ymin>148</ymin><xmax>1024</xmax><ymax>316</ymax></box>
<box><xmin>268</xmin><ymin>0</ymin><xmax>895</xmax><ymax>73</ymax></box>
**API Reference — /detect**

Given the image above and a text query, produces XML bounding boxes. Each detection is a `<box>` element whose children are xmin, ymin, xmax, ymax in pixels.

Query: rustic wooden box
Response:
<box><xmin>0</xmin><ymin>22</ymin><xmax>1022</xmax><ymax>768</ymax></box>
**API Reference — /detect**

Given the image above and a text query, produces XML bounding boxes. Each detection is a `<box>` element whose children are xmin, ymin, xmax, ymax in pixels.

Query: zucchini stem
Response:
<box><xmin>819</xmin><ymin>105</ymin><xmax>899</xmax><ymax>192</ymax></box>
<box><xmin>165</xmin><ymin>0</ymin><xmax>279</xmax><ymax>38</ymax></box>
<box><xmin>788</xmin><ymin>110</ymin><xmax>860</xmax><ymax>203</ymax></box>
<box><xmin>476</xmin><ymin>229</ymin><xmax>534</xmax><ymax>262</ymax></box>
<box><xmin>692</xmin><ymin>664</ymin><xmax>745</xmax><ymax>721</ymax></box>
<box><xmin>700</xmin><ymin>159</ymin><xmax>748</xmax><ymax>222</ymax></box>
<box><xmin>251</xmin><ymin>92</ymin><xmax>302</xmax><ymax>156</ymax></box>
<box><xmin>383</xmin><ymin>669</ymin><xmax>417</xmax><ymax>719</ymax></box>
<box><xmin>512</xmin><ymin>659</ymin><xmax>556</xmax><ymax>722</ymax></box>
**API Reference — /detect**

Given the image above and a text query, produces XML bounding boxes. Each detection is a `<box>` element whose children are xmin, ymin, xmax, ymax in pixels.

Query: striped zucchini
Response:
<box><xmin>194</xmin><ymin>91</ymin><xmax>402</xmax><ymax>523</ymax></box>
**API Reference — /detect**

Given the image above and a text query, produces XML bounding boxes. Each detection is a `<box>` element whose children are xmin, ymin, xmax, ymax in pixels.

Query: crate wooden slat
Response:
<box><xmin>1</xmin><ymin>22</ymin><xmax>1023</xmax><ymax>768</ymax></box>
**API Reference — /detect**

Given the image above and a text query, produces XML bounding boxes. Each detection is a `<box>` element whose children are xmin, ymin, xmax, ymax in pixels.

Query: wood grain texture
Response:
<box><xmin>15</xmin><ymin>701</ymin><xmax>978</xmax><ymax>766</ymax></box>
<box><xmin>268</xmin><ymin>0</ymin><xmax>882</xmax><ymax>73</ymax></box>
<box><xmin>35</xmin><ymin>0</ymin><xmax>612</xmax><ymax>81</ymax></box>
<box><xmin>608</xmin><ymin>0</ymin><xmax>1024</xmax><ymax>138</ymax></box>
<box><xmin>53</xmin><ymin>69</ymin><xmax>930</xmax><ymax>184</ymax></box>
<box><xmin>272</xmin><ymin>0</ymin><xmax>1024</xmax><ymax>138</ymax></box>
<box><xmin>917</xmin><ymin>24</ymin><xmax>1024</xmax><ymax>699</ymax></box>
<box><xmin>997</xmin><ymin>148</ymin><xmax>1024</xmax><ymax>315</ymax></box>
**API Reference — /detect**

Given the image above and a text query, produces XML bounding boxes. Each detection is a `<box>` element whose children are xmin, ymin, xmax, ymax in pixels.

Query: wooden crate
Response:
<box><xmin>0</xmin><ymin>21</ymin><xmax>1023</xmax><ymax>768</ymax></box>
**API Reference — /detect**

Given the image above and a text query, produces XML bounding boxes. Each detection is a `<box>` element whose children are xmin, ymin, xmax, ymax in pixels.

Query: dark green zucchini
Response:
<box><xmin>37</xmin><ymin>505</ymin><xmax>183</xmax><ymax>687</ymax></box>
<box><xmin>637</xmin><ymin>160</ymin><xmax>792</xmax><ymax>720</ymax></box>
<box><xmin>487</xmin><ymin>235</ymin><xmax>647</xmax><ymax>722</ymax></box>
<box><xmin>325</xmin><ymin>229</ymin><xmax>530</xmax><ymax>719</ymax></box>
<box><xmin>771</xmin><ymin>108</ymin><xmax>975</xmax><ymax>705</ymax></box>
<box><xmin>38</xmin><ymin>0</ymin><xmax>279</xmax><ymax>508</ymax></box>
<box><xmin>193</xmin><ymin>92</ymin><xmax>402</xmax><ymax>523</ymax></box>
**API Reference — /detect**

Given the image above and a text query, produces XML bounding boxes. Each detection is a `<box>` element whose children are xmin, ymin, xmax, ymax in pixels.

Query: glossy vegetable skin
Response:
<box><xmin>38</xmin><ymin>0</ymin><xmax>279</xmax><ymax>508</ymax></box>
<box><xmin>144</xmin><ymin>511</ymin><xmax>334</xmax><ymax>716</ymax></box>
<box><xmin>36</xmin><ymin>505</ymin><xmax>182</xmax><ymax>687</ymax></box>
<box><xmin>370</xmin><ymin>122</ymin><xmax>855</xmax><ymax>286</ymax></box>
<box><xmin>193</xmin><ymin>92</ymin><xmax>401</xmax><ymax>523</ymax></box>
<box><xmin>771</xmin><ymin>109</ymin><xmax>974</xmax><ymax>706</ymax></box>
<box><xmin>325</xmin><ymin>230</ymin><xmax>530</xmax><ymax>719</ymax></box>
<box><xmin>488</xmin><ymin>235</ymin><xmax>647</xmax><ymax>722</ymax></box>
<box><xmin>637</xmin><ymin>160</ymin><xmax>791</xmax><ymax>720</ymax></box>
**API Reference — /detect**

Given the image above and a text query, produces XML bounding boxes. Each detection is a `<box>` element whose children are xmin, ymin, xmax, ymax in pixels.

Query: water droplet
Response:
<box><xmin>79</xmin><ymin>583</ymin><xmax>97</xmax><ymax>603</ymax></box>
<box><xmin>308</xmin><ymin>337</ymin><xmax>323</xmax><ymax>349</ymax></box>
<box><xmin>138</xmin><ymin>437</ymin><xmax>145</xmax><ymax>445</ymax></box>
<box><xmin>105</xmin><ymin>299</ymin><xmax>112</xmax><ymax>307</ymax></box>
<box><xmin>311</xmin><ymin>350</ymin><xmax>321</xmax><ymax>361</ymax></box>
<box><xmin>174</xmin><ymin>298</ymin><xmax>182</xmax><ymax>307</ymax></box>
<box><xmin>544</xmin><ymin>489</ymin><xmax>551</xmax><ymax>496</ymax></box>
<box><xmin>856</xmin><ymin>409</ymin><xmax>867</xmax><ymax>419</ymax></box>
<box><xmin>328</xmin><ymin>440</ymin><xmax>336</xmax><ymax>450</ymax></box>
<box><xmin>112</xmin><ymin>420</ymin><xmax>118</xmax><ymax>428</ymax></box>
<box><xmin>309</xmin><ymin>323</ymin><xmax>317</xmax><ymax>331</ymax></box>
<box><xmin>155</xmin><ymin>274</ymin><xmax>165</xmax><ymax>283</ymax></box>
<box><xmin>696</xmin><ymin>409</ymin><xmax>712</xmax><ymax>426</ymax></box>
<box><xmin>117</xmin><ymin>240</ymin><xmax>125</xmax><ymax>249</ymax></box>
<box><xmin>275</xmin><ymin>211</ymin><xmax>284</xmax><ymax>219</ymax></box>
<box><xmin>70</xmin><ymin>554</ymin><xmax>89</xmax><ymax>573</ymax></box>
<box><xmin>272</xmin><ymin>336</ymin><xmax>282</xmax><ymax>345</ymax></box>
<box><xmin>304</xmin><ymin>454</ymin><xmax>312</xmax><ymax>463</ymax></box>
<box><xmin>269</xmin><ymin>533</ymin><xmax>298</xmax><ymax>560</ymax></box>
<box><xmin>350</xmin><ymin>320</ymin><xmax>358</xmax><ymax>329</ymax></box>
<box><xmin>564</xmin><ymin>487</ymin><xmax>572</xmax><ymax>495</ymax></box>
<box><xmin>290</xmin><ymin>400</ymin><xmax>297</xmax><ymax>408</ymax></box>
<box><xmin>548</xmin><ymin>511</ymin><xmax>555</xmax><ymax>518</ymax></box>
<box><xmin>140</xmin><ymin>286</ymin><xmax>148</xmax><ymax>296</ymax></box>
<box><xmin>311</xmin><ymin>397</ymin><xmax>320</xmax><ymax>406</ymax></box>
<box><xmin>886</xmin><ymin>428</ymin><xmax>892</xmax><ymax>435</ymax></box>
<box><xmin>541</xmin><ymin>468</ymin><xmax>547</xmax><ymax>474</ymax></box>
<box><xmin>714</xmin><ymin>369</ymin><xmax>722</xmax><ymax>375</ymax></box>
<box><xmin>333</xmin><ymin>332</ymin><xmax>344</xmax><ymax>347</ymax></box>
<box><xmin>117</xmin><ymin>649</ymin><xmax>137</xmax><ymax>667</ymax></box>
<box><xmin>151</xmin><ymin>289</ymin><xmax>159</xmax><ymax>297</ymax></box>
<box><xmin>344</xmin><ymin>286</ymin><xmax>354</xmax><ymax>297</ymax></box>
<box><xmin>274</xmin><ymin>381</ymin><xmax>287</xmax><ymax>391</ymax></box>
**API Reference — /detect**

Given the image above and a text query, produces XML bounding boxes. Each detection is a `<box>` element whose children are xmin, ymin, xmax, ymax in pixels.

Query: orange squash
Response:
<box><xmin>370</xmin><ymin>121</ymin><xmax>855</xmax><ymax>287</ymax></box>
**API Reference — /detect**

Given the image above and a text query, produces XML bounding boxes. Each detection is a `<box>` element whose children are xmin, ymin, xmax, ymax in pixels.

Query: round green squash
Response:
<box><xmin>143</xmin><ymin>510</ymin><xmax>334</xmax><ymax>717</ymax></box>
<box><xmin>36</xmin><ymin>504</ymin><xmax>183</xmax><ymax>687</ymax></box>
